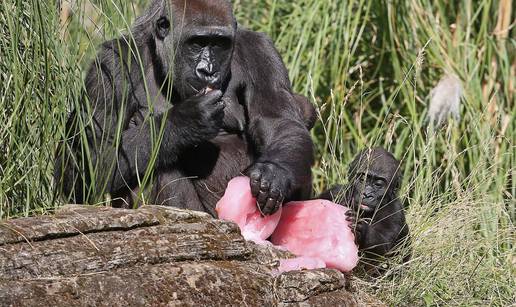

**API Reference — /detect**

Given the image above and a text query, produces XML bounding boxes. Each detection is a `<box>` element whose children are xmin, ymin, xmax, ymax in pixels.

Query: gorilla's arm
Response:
<box><xmin>55</xmin><ymin>38</ymin><xmax>223</xmax><ymax>203</ymax></box>
<box><xmin>355</xmin><ymin>201</ymin><xmax>409</xmax><ymax>257</ymax></box>
<box><xmin>231</xmin><ymin>29</ymin><xmax>314</xmax><ymax>214</ymax></box>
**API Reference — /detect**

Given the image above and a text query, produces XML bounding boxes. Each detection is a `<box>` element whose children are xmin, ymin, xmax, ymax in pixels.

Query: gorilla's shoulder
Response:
<box><xmin>236</xmin><ymin>28</ymin><xmax>273</xmax><ymax>44</ymax></box>
<box><xmin>235</xmin><ymin>28</ymin><xmax>277</xmax><ymax>56</ymax></box>
<box><xmin>98</xmin><ymin>36</ymin><xmax>133</xmax><ymax>59</ymax></box>
<box><xmin>233</xmin><ymin>28</ymin><xmax>286</xmax><ymax>78</ymax></box>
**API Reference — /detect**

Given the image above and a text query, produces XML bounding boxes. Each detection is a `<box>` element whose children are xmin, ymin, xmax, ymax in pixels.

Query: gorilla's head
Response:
<box><xmin>137</xmin><ymin>0</ymin><xmax>236</xmax><ymax>101</ymax></box>
<box><xmin>347</xmin><ymin>147</ymin><xmax>401</xmax><ymax>214</ymax></box>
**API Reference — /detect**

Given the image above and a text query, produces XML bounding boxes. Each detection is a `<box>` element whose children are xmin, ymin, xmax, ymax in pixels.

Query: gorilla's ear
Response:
<box><xmin>156</xmin><ymin>16</ymin><xmax>170</xmax><ymax>39</ymax></box>
<box><xmin>293</xmin><ymin>94</ymin><xmax>316</xmax><ymax>130</ymax></box>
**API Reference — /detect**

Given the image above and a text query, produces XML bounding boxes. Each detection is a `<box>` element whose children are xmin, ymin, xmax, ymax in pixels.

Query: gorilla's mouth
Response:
<box><xmin>197</xmin><ymin>86</ymin><xmax>216</xmax><ymax>96</ymax></box>
<box><xmin>189</xmin><ymin>83</ymin><xmax>218</xmax><ymax>96</ymax></box>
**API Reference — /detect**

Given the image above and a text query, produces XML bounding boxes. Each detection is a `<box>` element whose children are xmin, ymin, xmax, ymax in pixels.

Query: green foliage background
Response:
<box><xmin>0</xmin><ymin>0</ymin><xmax>514</xmax><ymax>305</ymax></box>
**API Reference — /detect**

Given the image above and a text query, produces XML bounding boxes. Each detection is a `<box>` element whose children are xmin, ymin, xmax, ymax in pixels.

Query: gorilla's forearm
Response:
<box><xmin>249</xmin><ymin>117</ymin><xmax>313</xmax><ymax>197</ymax></box>
<box><xmin>232</xmin><ymin>29</ymin><xmax>315</xmax><ymax>205</ymax></box>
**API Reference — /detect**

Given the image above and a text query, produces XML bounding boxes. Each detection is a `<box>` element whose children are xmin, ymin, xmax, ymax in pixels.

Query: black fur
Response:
<box><xmin>54</xmin><ymin>0</ymin><xmax>315</xmax><ymax>217</ymax></box>
<box><xmin>320</xmin><ymin>147</ymin><xmax>410</xmax><ymax>260</ymax></box>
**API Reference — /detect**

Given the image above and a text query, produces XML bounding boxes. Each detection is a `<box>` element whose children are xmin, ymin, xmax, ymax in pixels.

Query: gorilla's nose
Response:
<box><xmin>196</xmin><ymin>63</ymin><xmax>220</xmax><ymax>83</ymax></box>
<box><xmin>362</xmin><ymin>192</ymin><xmax>374</xmax><ymax>200</ymax></box>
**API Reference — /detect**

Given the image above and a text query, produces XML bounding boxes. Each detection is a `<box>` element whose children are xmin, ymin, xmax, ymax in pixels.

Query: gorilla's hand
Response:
<box><xmin>345</xmin><ymin>210</ymin><xmax>367</xmax><ymax>245</ymax></box>
<box><xmin>171</xmin><ymin>90</ymin><xmax>224</xmax><ymax>144</ymax></box>
<box><xmin>247</xmin><ymin>162</ymin><xmax>291</xmax><ymax>216</ymax></box>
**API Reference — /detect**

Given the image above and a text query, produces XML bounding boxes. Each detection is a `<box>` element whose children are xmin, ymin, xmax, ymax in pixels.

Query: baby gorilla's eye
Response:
<box><xmin>354</xmin><ymin>173</ymin><xmax>365</xmax><ymax>182</ymax></box>
<box><xmin>374</xmin><ymin>180</ymin><xmax>384</xmax><ymax>188</ymax></box>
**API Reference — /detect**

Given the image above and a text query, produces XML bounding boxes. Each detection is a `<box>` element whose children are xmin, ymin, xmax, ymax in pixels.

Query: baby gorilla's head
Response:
<box><xmin>347</xmin><ymin>147</ymin><xmax>401</xmax><ymax>215</ymax></box>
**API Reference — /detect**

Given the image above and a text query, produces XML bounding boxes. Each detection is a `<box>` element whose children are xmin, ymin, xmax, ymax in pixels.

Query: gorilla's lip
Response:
<box><xmin>189</xmin><ymin>83</ymin><xmax>220</xmax><ymax>95</ymax></box>
<box><xmin>360</xmin><ymin>203</ymin><xmax>375</xmax><ymax>211</ymax></box>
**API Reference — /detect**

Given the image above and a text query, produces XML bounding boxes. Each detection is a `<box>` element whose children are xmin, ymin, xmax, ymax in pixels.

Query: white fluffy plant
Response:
<box><xmin>427</xmin><ymin>74</ymin><xmax>464</xmax><ymax>127</ymax></box>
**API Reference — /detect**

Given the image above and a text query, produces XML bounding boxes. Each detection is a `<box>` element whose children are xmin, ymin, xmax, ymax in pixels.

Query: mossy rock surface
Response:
<box><xmin>0</xmin><ymin>205</ymin><xmax>383</xmax><ymax>306</ymax></box>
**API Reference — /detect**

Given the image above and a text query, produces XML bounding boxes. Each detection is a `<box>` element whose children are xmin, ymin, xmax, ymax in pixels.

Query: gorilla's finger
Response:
<box><xmin>263</xmin><ymin>197</ymin><xmax>277</xmax><ymax>215</ymax></box>
<box><xmin>269</xmin><ymin>188</ymin><xmax>280</xmax><ymax>200</ymax></box>
<box><xmin>202</xmin><ymin>90</ymin><xmax>223</xmax><ymax>103</ymax></box>
<box><xmin>213</xmin><ymin>104</ymin><xmax>225</xmax><ymax>116</ymax></box>
<box><xmin>278</xmin><ymin>195</ymin><xmax>285</xmax><ymax>205</ymax></box>
<box><xmin>259</xmin><ymin>179</ymin><xmax>270</xmax><ymax>192</ymax></box>
<box><xmin>250</xmin><ymin>169</ymin><xmax>261</xmax><ymax>181</ymax></box>
<box><xmin>273</xmin><ymin>200</ymin><xmax>282</xmax><ymax>213</ymax></box>
<box><xmin>217</xmin><ymin>98</ymin><xmax>226</xmax><ymax>108</ymax></box>
<box><xmin>250</xmin><ymin>180</ymin><xmax>260</xmax><ymax>197</ymax></box>
<box><xmin>249</xmin><ymin>171</ymin><xmax>261</xmax><ymax>196</ymax></box>
<box><xmin>212</xmin><ymin>107</ymin><xmax>225</xmax><ymax>123</ymax></box>
<box><xmin>257</xmin><ymin>190</ymin><xmax>268</xmax><ymax>206</ymax></box>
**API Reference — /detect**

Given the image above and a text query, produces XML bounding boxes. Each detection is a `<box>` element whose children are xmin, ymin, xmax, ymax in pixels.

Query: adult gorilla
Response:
<box><xmin>55</xmin><ymin>0</ymin><xmax>315</xmax><ymax>216</ymax></box>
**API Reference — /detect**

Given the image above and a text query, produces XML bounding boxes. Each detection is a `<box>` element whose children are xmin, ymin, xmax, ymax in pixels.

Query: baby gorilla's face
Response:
<box><xmin>347</xmin><ymin>147</ymin><xmax>401</xmax><ymax>215</ymax></box>
<box><xmin>350</xmin><ymin>172</ymin><xmax>388</xmax><ymax>214</ymax></box>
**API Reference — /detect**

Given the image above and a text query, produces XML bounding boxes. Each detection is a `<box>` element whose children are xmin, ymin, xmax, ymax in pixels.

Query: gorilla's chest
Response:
<box><xmin>179</xmin><ymin>133</ymin><xmax>252</xmax><ymax>179</ymax></box>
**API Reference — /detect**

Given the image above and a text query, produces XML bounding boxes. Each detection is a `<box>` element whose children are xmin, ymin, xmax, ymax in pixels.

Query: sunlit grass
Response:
<box><xmin>1</xmin><ymin>0</ymin><xmax>514</xmax><ymax>305</ymax></box>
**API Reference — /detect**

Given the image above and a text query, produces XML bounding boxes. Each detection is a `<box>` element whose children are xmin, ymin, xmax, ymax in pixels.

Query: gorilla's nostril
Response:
<box><xmin>196</xmin><ymin>63</ymin><xmax>217</xmax><ymax>79</ymax></box>
<box><xmin>196</xmin><ymin>68</ymin><xmax>209</xmax><ymax>77</ymax></box>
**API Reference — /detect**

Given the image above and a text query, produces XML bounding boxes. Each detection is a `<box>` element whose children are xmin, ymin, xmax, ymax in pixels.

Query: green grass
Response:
<box><xmin>0</xmin><ymin>0</ymin><xmax>514</xmax><ymax>305</ymax></box>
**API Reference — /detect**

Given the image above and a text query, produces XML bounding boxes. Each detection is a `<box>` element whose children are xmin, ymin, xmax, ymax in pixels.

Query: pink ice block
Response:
<box><xmin>270</xmin><ymin>200</ymin><xmax>359</xmax><ymax>272</ymax></box>
<box><xmin>277</xmin><ymin>257</ymin><xmax>326</xmax><ymax>273</ymax></box>
<box><xmin>215</xmin><ymin>176</ymin><xmax>282</xmax><ymax>244</ymax></box>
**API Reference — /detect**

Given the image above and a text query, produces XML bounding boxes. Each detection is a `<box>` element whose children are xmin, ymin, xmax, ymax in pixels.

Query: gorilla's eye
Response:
<box><xmin>157</xmin><ymin>17</ymin><xmax>170</xmax><ymax>29</ymax></box>
<box><xmin>374</xmin><ymin>180</ymin><xmax>385</xmax><ymax>188</ymax></box>
<box><xmin>355</xmin><ymin>173</ymin><xmax>365</xmax><ymax>183</ymax></box>
<box><xmin>214</xmin><ymin>37</ymin><xmax>232</xmax><ymax>50</ymax></box>
<box><xmin>156</xmin><ymin>17</ymin><xmax>170</xmax><ymax>38</ymax></box>
<box><xmin>188</xmin><ymin>36</ymin><xmax>209</xmax><ymax>49</ymax></box>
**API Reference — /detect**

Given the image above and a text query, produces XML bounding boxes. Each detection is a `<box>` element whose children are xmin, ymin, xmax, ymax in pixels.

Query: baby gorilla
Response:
<box><xmin>320</xmin><ymin>147</ymin><xmax>410</xmax><ymax>261</ymax></box>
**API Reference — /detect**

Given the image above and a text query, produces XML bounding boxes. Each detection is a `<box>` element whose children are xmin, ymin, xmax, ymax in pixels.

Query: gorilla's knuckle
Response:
<box><xmin>250</xmin><ymin>171</ymin><xmax>261</xmax><ymax>180</ymax></box>
<box><xmin>269</xmin><ymin>188</ymin><xmax>280</xmax><ymax>198</ymax></box>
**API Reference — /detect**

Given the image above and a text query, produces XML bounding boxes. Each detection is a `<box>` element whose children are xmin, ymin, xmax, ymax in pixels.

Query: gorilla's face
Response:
<box><xmin>178</xmin><ymin>29</ymin><xmax>234</xmax><ymax>97</ymax></box>
<box><xmin>350</xmin><ymin>172</ymin><xmax>388</xmax><ymax>214</ymax></box>
<box><xmin>348</xmin><ymin>148</ymin><xmax>401</xmax><ymax>215</ymax></box>
<box><xmin>154</xmin><ymin>0</ymin><xmax>236</xmax><ymax>101</ymax></box>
